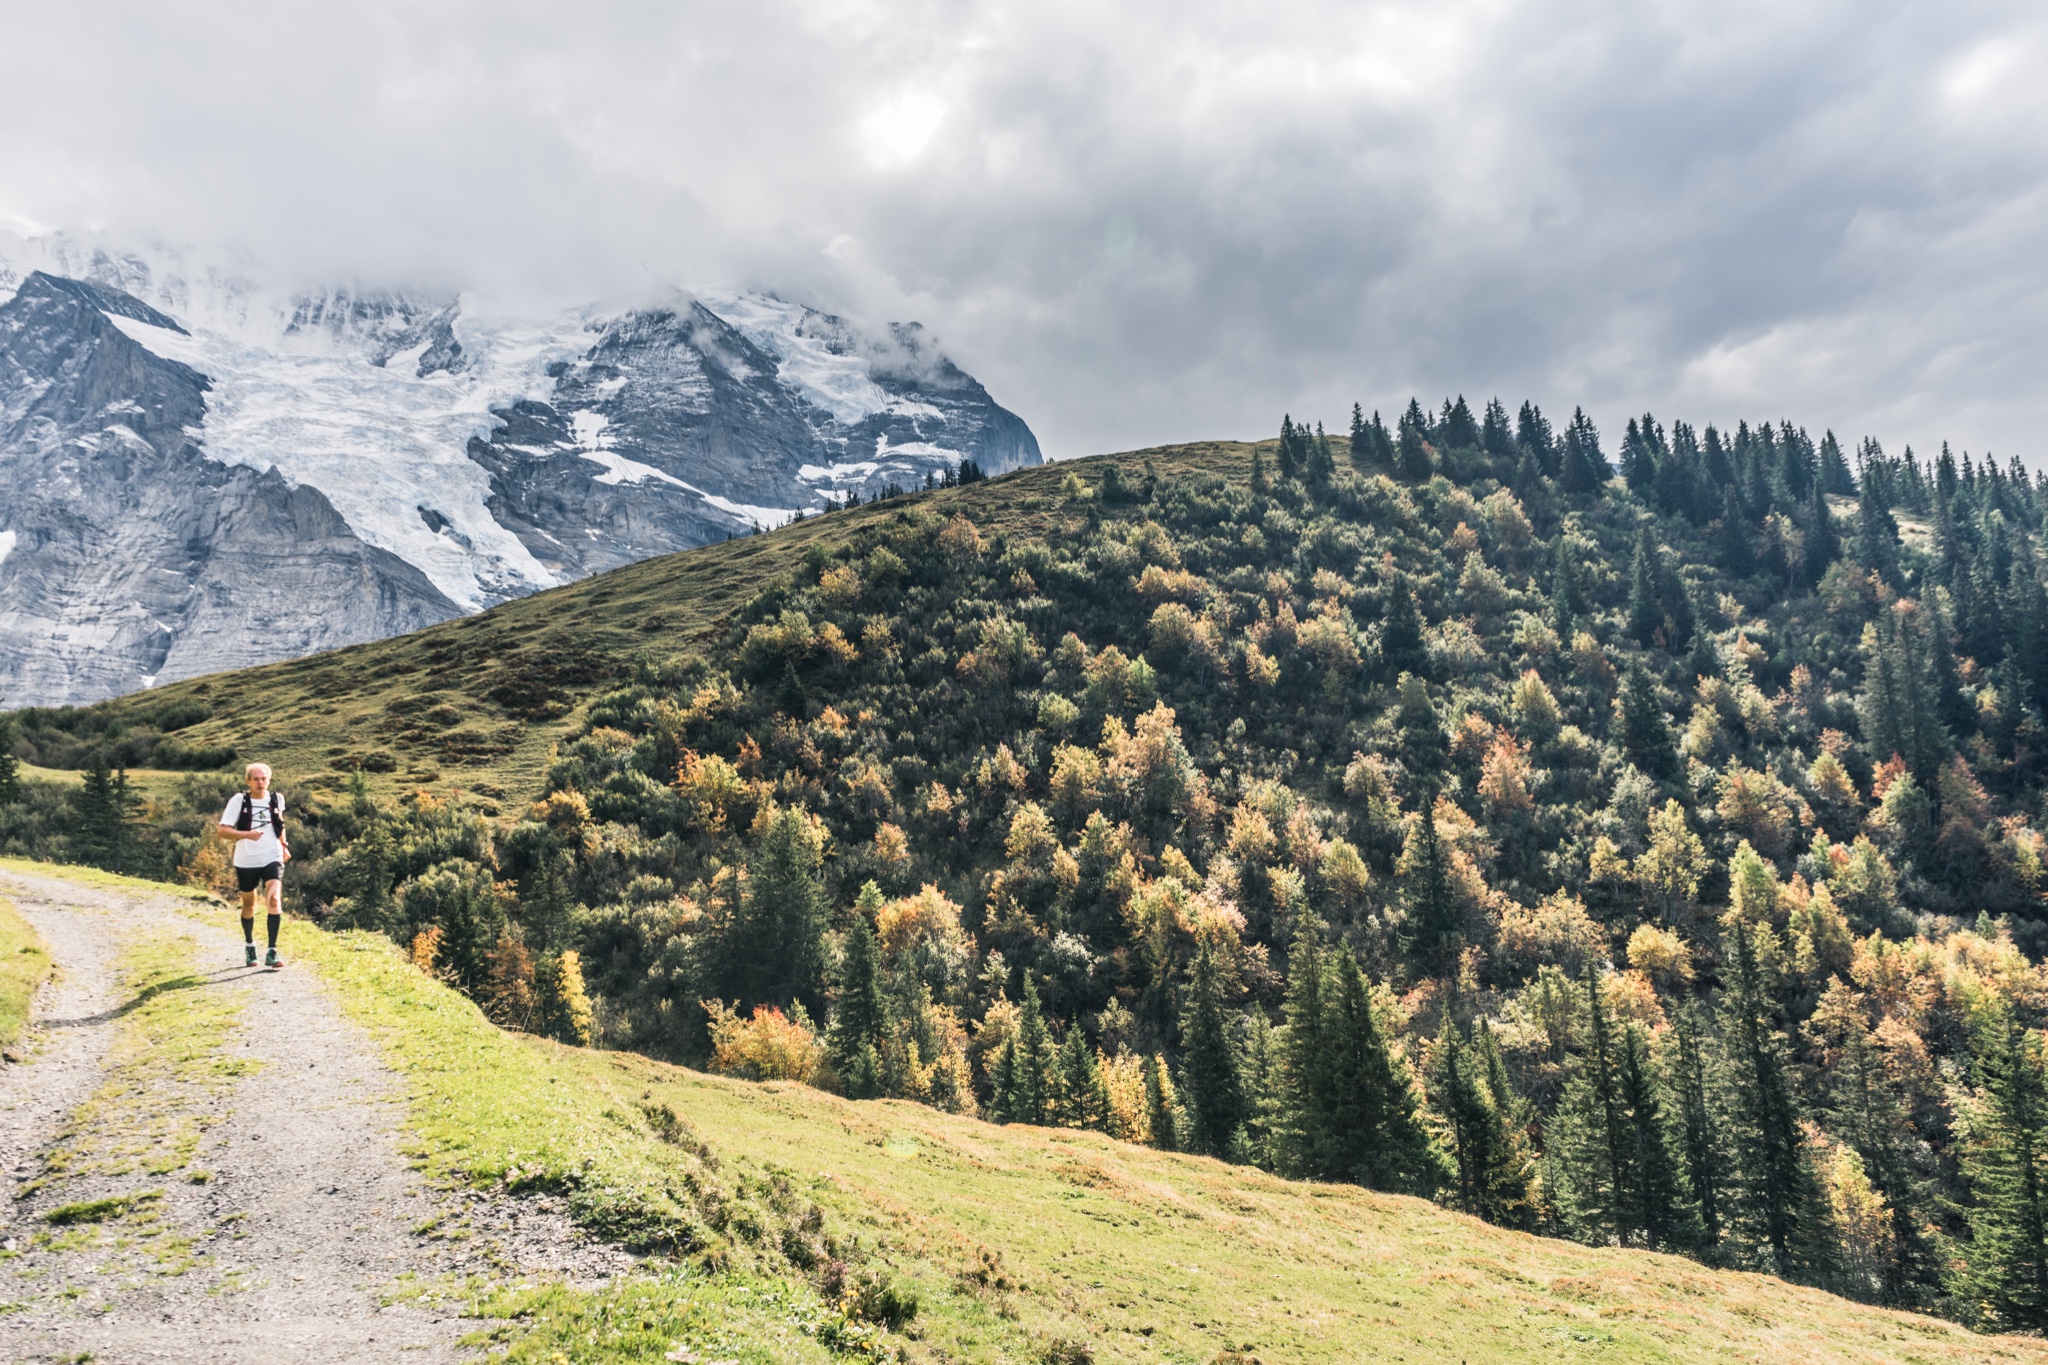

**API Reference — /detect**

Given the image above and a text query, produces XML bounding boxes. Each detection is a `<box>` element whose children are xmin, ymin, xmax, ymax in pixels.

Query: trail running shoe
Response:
<box><xmin>265</xmin><ymin>949</ymin><xmax>282</xmax><ymax>971</ymax></box>
<box><xmin>245</xmin><ymin>944</ymin><xmax>258</xmax><ymax>967</ymax></box>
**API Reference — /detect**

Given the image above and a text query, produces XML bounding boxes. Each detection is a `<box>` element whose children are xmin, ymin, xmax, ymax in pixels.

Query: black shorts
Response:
<box><xmin>235</xmin><ymin>863</ymin><xmax>282</xmax><ymax>893</ymax></box>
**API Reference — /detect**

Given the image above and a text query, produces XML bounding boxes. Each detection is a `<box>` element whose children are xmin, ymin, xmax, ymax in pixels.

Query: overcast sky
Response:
<box><xmin>2</xmin><ymin>1</ymin><xmax>2043</xmax><ymax>463</ymax></box>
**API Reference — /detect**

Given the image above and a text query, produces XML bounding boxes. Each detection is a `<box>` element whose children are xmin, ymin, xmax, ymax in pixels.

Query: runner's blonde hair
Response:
<box><xmin>246</xmin><ymin>762</ymin><xmax>272</xmax><ymax>782</ymax></box>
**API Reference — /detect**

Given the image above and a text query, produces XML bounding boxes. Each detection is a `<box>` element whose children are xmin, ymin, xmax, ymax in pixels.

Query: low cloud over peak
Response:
<box><xmin>2</xmin><ymin>0</ymin><xmax>2042</xmax><ymax>462</ymax></box>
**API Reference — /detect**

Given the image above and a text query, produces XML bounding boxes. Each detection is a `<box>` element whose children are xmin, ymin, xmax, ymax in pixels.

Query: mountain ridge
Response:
<box><xmin>0</xmin><ymin>240</ymin><xmax>1041</xmax><ymax>705</ymax></box>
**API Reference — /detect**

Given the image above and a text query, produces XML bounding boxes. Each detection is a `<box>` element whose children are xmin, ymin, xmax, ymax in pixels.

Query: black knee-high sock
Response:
<box><xmin>242</xmin><ymin>916</ymin><xmax>255</xmax><ymax>944</ymax></box>
<box><xmin>266</xmin><ymin>914</ymin><xmax>280</xmax><ymax>950</ymax></box>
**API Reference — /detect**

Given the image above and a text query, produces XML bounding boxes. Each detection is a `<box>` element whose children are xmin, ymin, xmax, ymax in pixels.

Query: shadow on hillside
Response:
<box><xmin>43</xmin><ymin>967</ymin><xmax>258</xmax><ymax>1030</ymax></box>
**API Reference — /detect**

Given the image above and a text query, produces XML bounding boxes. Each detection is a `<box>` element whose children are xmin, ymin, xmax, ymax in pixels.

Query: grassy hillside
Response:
<box><xmin>30</xmin><ymin>858</ymin><xmax>2037</xmax><ymax>1365</ymax></box>
<box><xmin>12</xmin><ymin>444</ymin><xmax>1247</xmax><ymax>813</ymax></box>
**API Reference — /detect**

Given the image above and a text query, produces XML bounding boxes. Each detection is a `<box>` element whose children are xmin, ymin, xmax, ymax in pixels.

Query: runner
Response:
<box><xmin>217</xmin><ymin>762</ymin><xmax>290</xmax><ymax>969</ymax></box>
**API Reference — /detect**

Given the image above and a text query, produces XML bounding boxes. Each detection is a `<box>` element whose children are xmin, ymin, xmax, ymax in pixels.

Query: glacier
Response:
<box><xmin>0</xmin><ymin>237</ymin><xmax>1041</xmax><ymax>705</ymax></box>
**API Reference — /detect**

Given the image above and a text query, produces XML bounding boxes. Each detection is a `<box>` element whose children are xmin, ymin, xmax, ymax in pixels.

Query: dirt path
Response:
<box><xmin>0</xmin><ymin>869</ymin><xmax>484</xmax><ymax>1363</ymax></box>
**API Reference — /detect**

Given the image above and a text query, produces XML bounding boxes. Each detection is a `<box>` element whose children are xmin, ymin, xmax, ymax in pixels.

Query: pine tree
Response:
<box><xmin>0</xmin><ymin>715</ymin><xmax>19</xmax><ymax>806</ymax></box>
<box><xmin>1277</xmin><ymin>415</ymin><xmax>1300</xmax><ymax>479</ymax></box>
<box><xmin>1954</xmin><ymin>1006</ymin><xmax>2048</xmax><ymax>1330</ymax></box>
<box><xmin>1721</xmin><ymin>918</ymin><xmax>1827</xmax><ymax>1278</ymax></box>
<box><xmin>1619</xmin><ymin>665</ymin><xmax>1681</xmax><ymax>781</ymax></box>
<box><xmin>829</xmin><ymin>889</ymin><xmax>889</xmax><ymax>1098</ymax></box>
<box><xmin>1348</xmin><ymin>403</ymin><xmax>1370</xmax><ymax>470</ymax></box>
<box><xmin>1179</xmin><ymin>937</ymin><xmax>1246</xmax><ymax>1158</ymax></box>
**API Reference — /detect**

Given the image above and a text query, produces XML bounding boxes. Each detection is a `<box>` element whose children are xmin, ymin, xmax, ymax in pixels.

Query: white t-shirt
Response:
<box><xmin>220</xmin><ymin>792</ymin><xmax>287</xmax><ymax>869</ymax></box>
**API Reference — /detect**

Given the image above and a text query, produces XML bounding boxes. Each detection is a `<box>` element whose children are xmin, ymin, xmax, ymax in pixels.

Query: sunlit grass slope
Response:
<box><xmin>275</xmin><ymin>892</ymin><xmax>2042</xmax><ymax>1364</ymax></box>
<box><xmin>56</xmin><ymin>443</ymin><xmax>1258</xmax><ymax>811</ymax></box>
<box><xmin>1</xmin><ymin>860</ymin><xmax>2034</xmax><ymax>1363</ymax></box>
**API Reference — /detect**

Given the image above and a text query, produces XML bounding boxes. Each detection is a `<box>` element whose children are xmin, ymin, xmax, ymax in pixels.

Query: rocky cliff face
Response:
<box><xmin>0</xmin><ymin>247</ymin><xmax>1041</xmax><ymax>705</ymax></box>
<box><xmin>0</xmin><ymin>273</ymin><xmax>459</xmax><ymax>704</ymax></box>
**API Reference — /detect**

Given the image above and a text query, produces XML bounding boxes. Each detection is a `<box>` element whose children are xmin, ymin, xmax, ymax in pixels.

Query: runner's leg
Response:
<box><xmin>240</xmin><ymin>891</ymin><xmax>256</xmax><ymax>942</ymax></box>
<box><xmin>264</xmin><ymin>877</ymin><xmax>282</xmax><ymax>953</ymax></box>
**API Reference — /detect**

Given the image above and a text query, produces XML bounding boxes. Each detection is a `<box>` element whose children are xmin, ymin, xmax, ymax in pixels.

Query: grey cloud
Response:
<box><xmin>1</xmin><ymin>0</ymin><xmax>2042</xmax><ymax>461</ymax></box>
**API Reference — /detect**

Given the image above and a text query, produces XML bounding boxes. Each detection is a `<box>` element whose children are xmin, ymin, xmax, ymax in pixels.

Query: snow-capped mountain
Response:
<box><xmin>0</xmin><ymin>241</ymin><xmax>1040</xmax><ymax>705</ymax></box>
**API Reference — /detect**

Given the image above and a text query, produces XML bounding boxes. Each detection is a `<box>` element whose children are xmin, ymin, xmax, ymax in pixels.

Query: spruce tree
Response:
<box><xmin>1668</xmin><ymin>1003</ymin><xmax>1726</xmax><ymax>1250</ymax></box>
<box><xmin>1481</xmin><ymin>397</ymin><xmax>1515</xmax><ymax>468</ymax></box>
<box><xmin>1558</xmin><ymin>407</ymin><xmax>1607</xmax><ymax>494</ymax></box>
<box><xmin>829</xmin><ymin>890</ymin><xmax>889</xmax><ymax>1099</ymax></box>
<box><xmin>1855</xmin><ymin>469</ymin><xmax>1904</xmax><ymax>583</ymax></box>
<box><xmin>1179</xmin><ymin>936</ymin><xmax>1246</xmax><ymax>1158</ymax></box>
<box><xmin>1440</xmin><ymin>395</ymin><xmax>1479</xmax><ymax>450</ymax></box>
<box><xmin>1054</xmin><ymin>1025</ymin><xmax>1111</xmax><ymax>1131</ymax></box>
<box><xmin>1720</xmin><ymin>485</ymin><xmax>1757</xmax><ymax>577</ymax></box>
<box><xmin>1802</xmin><ymin>477</ymin><xmax>1841</xmax><ymax>586</ymax></box>
<box><xmin>1721</xmin><ymin>919</ymin><xmax>1827</xmax><ymax>1278</ymax></box>
<box><xmin>1620</xmin><ymin>417</ymin><xmax>1657</xmax><ymax>494</ymax></box>
<box><xmin>1829</xmin><ymin>1005</ymin><xmax>1936</xmax><ymax>1304</ymax></box>
<box><xmin>1955</xmin><ymin>1006</ymin><xmax>2048</xmax><ymax>1330</ymax></box>
<box><xmin>1547</xmin><ymin>967</ymin><xmax>1632</xmax><ymax>1244</ymax></box>
<box><xmin>71</xmin><ymin>753</ymin><xmax>119</xmax><ymax>871</ymax></box>
<box><xmin>1549</xmin><ymin>537</ymin><xmax>1583</xmax><ymax>643</ymax></box>
<box><xmin>0</xmin><ymin>715</ymin><xmax>19</xmax><ymax>806</ymax></box>
<box><xmin>996</xmin><ymin>979</ymin><xmax>1056</xmax><ymax>1126</ymax></box>
<box><xmin>1380</xmin><ymin>577</ymin><xmax>1427</xmax><ymax>681</ymax></box>
<box><xmin>1305</xmin><ymin>421</ymin><xmax>1336</xmax><ymax>490</ymax></box>
<box><xmin>1618</xmin><ymin>1021</ymin><xmax>1702</xmax><ymax>1250</ymax></box>
<box><xmin>1429</xmin><ymin>1016</ymin><xmax>1538</xmax><ymax>1227</ymax></box>
<box><xmin>1397</xmin><ymin>399</ymin><xmax>1432</xmax><ymax>481</ymax></box>
<box><xmin>1143</xmin><ymin>1052</ymin><xmax>1181</xmax><ymax>1151</ymax></box>
<box><xmin>741</xmin><ymin>807</ymin><xmax>831</xmax><ymax>1017</ymax></box>
<box><xmin>1277</xmin><ymin>415</ymin><xmax>1301</xmax><ymax>480</ymax></box>
<box><xmin>1278</xmin><ymin>918</ymin><xmax>1331</xmax><ymax>1176</ymax></box>
<box><xmin>1619</xmin><ymin>665</ymin><xmax>1681</xmax><ymax>781</ymax></box>
<box><xmin>1400</xmin><ymin>802</ymin><xmax>1461</xmax><ymax>974</ymax></box>
<box><xmin>1323</xmin><ymin>947</ymin><xmax>1440</xmax><ymax>1193</ymax></box>
<box><xmin>1627</xmin><ymin>536</ymin><xmax>1664</xmax><ymax>645</ymax></box>
<box><xmin>1348</xmin><ymin>403</ymin><xmax>1370</xmax><ymax>470</ymax></box>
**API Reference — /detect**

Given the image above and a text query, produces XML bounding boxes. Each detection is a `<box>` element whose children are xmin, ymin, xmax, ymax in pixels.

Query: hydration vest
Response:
<box><xmin>236</xmin><ymin>791</ymin><xmax>284</xmax><ymax>841</ymax></box>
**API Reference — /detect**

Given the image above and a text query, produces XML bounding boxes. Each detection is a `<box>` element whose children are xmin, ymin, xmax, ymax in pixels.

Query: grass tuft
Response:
<box><xmin>0</xmin><ymin>897</ymin><xmax>52</xmax><ymax>1049</ymax></box>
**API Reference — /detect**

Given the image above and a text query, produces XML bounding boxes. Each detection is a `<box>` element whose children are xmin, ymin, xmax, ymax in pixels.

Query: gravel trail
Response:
<box><xmin>0</xmin><ymin>869</ymin><xmax>522</xmax><ymax>1364</ymax></box>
